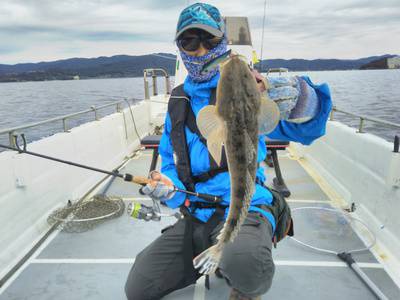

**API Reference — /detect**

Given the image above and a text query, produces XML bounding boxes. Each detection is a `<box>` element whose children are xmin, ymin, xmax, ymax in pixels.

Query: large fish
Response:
<box><xmin>193</xmin><ymin>56</ymin><xmax>279</xmax><ymax>275</ymax></box>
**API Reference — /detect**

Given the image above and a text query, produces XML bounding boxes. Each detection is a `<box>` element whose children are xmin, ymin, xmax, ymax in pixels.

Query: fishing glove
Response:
<box><xmin>140</xmin><ymin>171</ymin><xmax>176</xmax><ymax>202</ymax></box>
<box><xmin>268</xmin><ymin>76</ymin><xmax>320</xmax><ymax>122</ymax></box>
<box><xmin>265</xmin><ymin>76</ymin><xmax>301</xmax><ymax>120</ymax></box>
<box><xmin>252</xmin><ymin>70</ymin><xmax>300</xmax><ymax>119</ymax></box>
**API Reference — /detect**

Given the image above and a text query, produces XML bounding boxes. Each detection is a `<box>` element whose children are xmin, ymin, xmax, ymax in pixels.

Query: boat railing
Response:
<box><xmin>0</xmin><ymin>100</ymin><xmax>131</xmax><ymax>147</ymax></box>
<box><xmin>330</xmin><ymin>106</ymin><xmax>400</xmax><ymax>142</ymax></box>
<box><xmin>143</xmin><ymin>68</ymin><xmax>171</xmax><ymax>99</ymax></box>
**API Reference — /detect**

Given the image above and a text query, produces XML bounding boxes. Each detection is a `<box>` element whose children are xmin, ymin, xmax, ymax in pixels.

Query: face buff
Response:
<box><xmin>179</xmin><ymin>38</ymin><xmax>227</xmax><ymax>83</ymax></box>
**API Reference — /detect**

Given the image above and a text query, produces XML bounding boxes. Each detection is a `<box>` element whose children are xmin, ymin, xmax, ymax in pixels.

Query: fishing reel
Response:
<box><xmin>127</xmin><ymin>199</ymin><xmax>182</xmax><ymax>222</ymax></box>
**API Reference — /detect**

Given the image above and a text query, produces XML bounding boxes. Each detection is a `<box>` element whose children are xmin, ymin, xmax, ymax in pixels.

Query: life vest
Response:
<box><xmin>168</xmin><ymin>84</ymin><xmax>228</xmax><ymax>192</ymax></box>
<box><xmin>168</xmin><ymin>84</ymin><xmax>229</xmax><ymax>290</ymax></box>
<box><xmin>167</xmin><ymin>86</ymin><xmax>293</xmax><ymax>287</ymax></box>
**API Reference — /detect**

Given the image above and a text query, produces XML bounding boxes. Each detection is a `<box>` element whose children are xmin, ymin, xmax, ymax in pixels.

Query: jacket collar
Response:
<box><xmin>183</xmin><ymin>72</ymin><xmax>220</xmax><ymax>104</ymax></box>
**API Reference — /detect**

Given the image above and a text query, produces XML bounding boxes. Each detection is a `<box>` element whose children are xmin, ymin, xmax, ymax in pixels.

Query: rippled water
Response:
<box><xmin>0</xmin><ymin>77</ymin><xmax>164</xmax><ymax>148</ymax></box>
<box><xmin>0</xmin><ymin>70</ymin><xmax>399</xmax><ymax>151</ymax></box>
<box><xmin>290</xmin><ymin>69</ymin><xmax>400</xmax><ymax>144</ymax></box>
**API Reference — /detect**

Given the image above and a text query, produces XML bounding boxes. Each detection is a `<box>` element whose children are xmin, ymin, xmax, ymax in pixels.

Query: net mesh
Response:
<box><xmin>289</xmin><ymin>206</ymin><xmax>375</xmax><ymax>254</ymax></box>
<box><xmin>47</xmin><ymin>194</ymin><xmax>125</xmax><ymax>233</ymax></box>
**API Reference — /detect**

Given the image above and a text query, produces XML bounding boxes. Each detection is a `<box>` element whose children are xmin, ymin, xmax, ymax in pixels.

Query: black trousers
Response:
<box><xmin>125</xmin><ymin>212</ymin><xmax>275</xmax><ymax>300</ymax></box>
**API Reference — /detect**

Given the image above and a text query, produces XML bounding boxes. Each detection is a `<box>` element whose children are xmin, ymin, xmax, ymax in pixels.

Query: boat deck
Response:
<box><xmin>1</xmin><ymin>148</ymin><xmax>400</xmax><ymax>300</ymax></box>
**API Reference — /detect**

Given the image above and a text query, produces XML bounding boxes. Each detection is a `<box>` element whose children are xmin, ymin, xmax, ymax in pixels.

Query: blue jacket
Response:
<box><xmin>159</xmin><ymin>73</ymin><xmax>332</xmax><ymax>231</ymax></box>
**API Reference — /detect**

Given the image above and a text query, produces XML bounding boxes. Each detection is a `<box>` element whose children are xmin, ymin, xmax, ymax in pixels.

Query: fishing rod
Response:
<box><xmin>0</xmin><ymin>134</ymin><xmax>221</xmax><ymax>203</ymax></box>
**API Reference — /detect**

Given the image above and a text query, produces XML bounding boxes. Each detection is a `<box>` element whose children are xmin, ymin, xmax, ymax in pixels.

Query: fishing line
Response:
<box><xmin>289</xmin><ymin>206</ymin><xmax>388</xmax><ymax>300</ymax></box>
<box><xmin>259</xmin><ymin>0</ymin><xmax>267</xmax><ymax>72</ymax></box>
<box><xmin>124</xmin><ymin>98</ymin><xmax>142</xmax><ymax>141</ymax></box>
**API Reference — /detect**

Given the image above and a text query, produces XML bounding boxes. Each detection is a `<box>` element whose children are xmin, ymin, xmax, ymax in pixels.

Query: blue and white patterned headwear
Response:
<box><xmin>177</xmin><ymin>3</ymin><xmax>227</xmax><ymax>82</ymax></box>
<box><xmin>176</xmin><ymin>3</ymin><xmax>225</xmax><ymax>40</ymax></box>
<box><xmin>179</xmin><ymin>38</ymin><xmax>227</xmax><ymax>82</ymax></box>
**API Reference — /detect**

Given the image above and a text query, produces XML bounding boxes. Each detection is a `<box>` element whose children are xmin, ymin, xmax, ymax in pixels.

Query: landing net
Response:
<box><xmin>289</xmin><ymin>206</ymin><xmax>376</xmax><ymax>255</ymax></box>
<box><xmin>47</xmin><ymin>194</ymin><xmax>125</xmax><ymax>233</ymax></box>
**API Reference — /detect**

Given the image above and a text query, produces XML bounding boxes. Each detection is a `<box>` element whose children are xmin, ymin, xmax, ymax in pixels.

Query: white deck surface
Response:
<box><xmin>1</xmin><ymin>149</ymin><xmax>400</xmax><ymax>300</ymax></box>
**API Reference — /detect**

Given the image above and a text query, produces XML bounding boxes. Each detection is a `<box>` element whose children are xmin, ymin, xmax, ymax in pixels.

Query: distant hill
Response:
<box><xmin>0</xmin><ymin>53</ymin><xmax>177</xmax><ymax>82</ymax></box>
<box><xmin>255</xmin><ymin>54</ymin><xmax>398</xmax><ymax>72</ymax></box>
<box><xmin>360</xmin><ymin>56</ymin><xmax>400</xmax><ymax>70</ymax></box>
<box><xmin>0</xmin><ymin>53</ymin><xmax>397</xmax><ymax>82</ymax></box>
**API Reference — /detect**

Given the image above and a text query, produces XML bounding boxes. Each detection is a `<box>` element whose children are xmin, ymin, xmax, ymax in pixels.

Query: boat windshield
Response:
<box><xmin>224</xmin><ymin>16</ymin><xmax>252</xmax><ymax>46</ymax></box>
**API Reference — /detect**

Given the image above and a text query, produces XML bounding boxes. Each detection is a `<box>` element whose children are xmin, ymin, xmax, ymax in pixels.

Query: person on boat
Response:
<box><xmin>125</xmin><ymin>3</ymin><xmax>332</xmax><ymax>300</ymax></box>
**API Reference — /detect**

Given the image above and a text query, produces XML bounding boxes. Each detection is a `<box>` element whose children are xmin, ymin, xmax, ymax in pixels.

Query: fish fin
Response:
<box><xmin>258</xmin><ymin>96</ymin><xmax>280</xmax><ymax>134</ymax></box>
<box><xmin>245</xmin><ymin>170</ymin><xmax>256</xmax><ymax>199</ymax></box>
<box><xmin>207</xmin><ymin>129</ymin><xmax>224</xmax><ymax>166</ymax></box>
<box><xmin>197</xmin><ymin>105</ymin><xmax>225</xmax><ymax>165</ymax></box>
<box><xmin>196</xmin><ymin>105</ymin><xmax>223</xmax><ymax>139</ymax></box>
<box><xmin>193</xmin><ymin>244</ymin><xmax>222</xmax><ymax>275</ymax></box>
<box><xmin>226</xmin><ymin>171</ymin><xmax>254</xmax><ymax>243</ymax></box>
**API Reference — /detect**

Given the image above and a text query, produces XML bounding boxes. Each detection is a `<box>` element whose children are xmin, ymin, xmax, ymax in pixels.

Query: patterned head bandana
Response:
<box><xmin>179</xmin><ymin>38</ymin><xmax>227</xmax><ymax>82</ymax></box>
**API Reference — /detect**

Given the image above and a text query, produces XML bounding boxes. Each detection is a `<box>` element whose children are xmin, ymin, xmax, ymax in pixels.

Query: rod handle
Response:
<box><xmin>124</xmin><ymin>174</ymin><xmax>151</xmax><ymax>185</ymax></box>
<box><xmin>197</xmin><ymin>193</ymin><xmax>221</xmax><ymax>203</ymax></box>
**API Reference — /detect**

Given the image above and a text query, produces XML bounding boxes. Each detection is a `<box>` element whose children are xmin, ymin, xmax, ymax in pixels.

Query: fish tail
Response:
<box><xmin>193</xmin><ymin>244</ymin><xmax>222</xmax><ymax>275</ymax></box>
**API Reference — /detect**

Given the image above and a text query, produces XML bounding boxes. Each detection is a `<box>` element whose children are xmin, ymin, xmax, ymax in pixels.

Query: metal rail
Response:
<box><xmin>143</xmin><ymin>68</ymin><xmax>171</xmax><ymax>99</ymax></box>
<box><xmin>267</xmin><ymin>68</ymin><xmax>289</xmax><ymax>75</ymax></box>
<box><xmin>1</xmin><ymin>67</ymin><xmax>172</xmax><ymax>148</ymax></box>
<box><xmin>0</xmin><ymin>100</ymin><xmax>130</xmax><ymax>147</ymax></box>
<box><xmin>330</xmin><ymin>106</ymin><xmax>400</xmax><ymax>133</ymax></box>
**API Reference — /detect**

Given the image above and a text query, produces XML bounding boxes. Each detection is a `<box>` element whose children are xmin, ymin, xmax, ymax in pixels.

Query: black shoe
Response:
<box><xmin>215</xmin><ymin>268</ymin><xmax>223</xmax><ymax>279</ymax></box>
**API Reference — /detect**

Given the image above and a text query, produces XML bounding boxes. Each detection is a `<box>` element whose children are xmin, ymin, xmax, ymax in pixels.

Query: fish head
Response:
<box><xmin>200</xmin><ymin>49</ymin><xmax>232</xmax><ymax>75</ymax></box>
<box><xmin>216</xmin><ymin>55</ymin><xmax>261</xmax><ymax>120</ymax></box>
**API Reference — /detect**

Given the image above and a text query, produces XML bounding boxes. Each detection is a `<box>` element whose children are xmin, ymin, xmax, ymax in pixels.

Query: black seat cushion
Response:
<box><xmin>141</xmin><ymin>135</ymin><xmax>162</xmax><ymax>147</ymax></box>
<box><xmin>265</xmin><ymin>137</ymin><xmax>289</xmax><ymax>149</ymax></box>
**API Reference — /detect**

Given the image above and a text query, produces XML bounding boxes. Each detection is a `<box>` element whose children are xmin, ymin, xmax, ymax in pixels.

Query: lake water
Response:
<box><xmin>0</xmin><ymin>69</ymin><xmax>399</xmax><ymax>150</ymax></box>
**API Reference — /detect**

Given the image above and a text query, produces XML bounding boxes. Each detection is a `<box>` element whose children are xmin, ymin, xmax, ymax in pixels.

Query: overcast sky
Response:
<box><xmin>0</xmin><ymin>0</ymin><xmax>399</xmax><ymax>64</ymax></box>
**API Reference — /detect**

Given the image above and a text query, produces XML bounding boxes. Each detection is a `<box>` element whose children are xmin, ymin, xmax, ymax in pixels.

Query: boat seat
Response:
<box><xmin>140</xmin><ymin>135</ymin><xmax>291</xmax><ymax>197</ymax></box>
<box><xmin>140</xmin><ymin>135</ymin><xmax>162</xmax><ymax>172</ymax></box>
<box><xmin>265</xmin><ymin>138</ymin><xmax>291</xmax><ymax>197</ymax></box>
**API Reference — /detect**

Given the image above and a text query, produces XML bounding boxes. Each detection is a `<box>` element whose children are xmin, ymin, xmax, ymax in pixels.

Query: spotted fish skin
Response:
<box><xmin>193</xmin><ymin>56</ymin><xmax>260</xmax><ymax>274</ymax></box>
<box><xmin>216</xmin><ymin>56</ymin><xmax>260</xmax><ymax>244</ymax></box>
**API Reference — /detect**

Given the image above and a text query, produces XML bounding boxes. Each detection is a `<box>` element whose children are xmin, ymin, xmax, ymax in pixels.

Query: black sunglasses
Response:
<box><xmin>177</xmin><ymin>33</ymin><xmax>223</xmax><ymax>52</ymax></box>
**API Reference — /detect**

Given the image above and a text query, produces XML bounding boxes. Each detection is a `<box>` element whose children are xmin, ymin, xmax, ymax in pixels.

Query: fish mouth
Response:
<box><xmin>200</xmin><ymin>49</ymin><xmax>232</xmax><ymax>75</ymax></box>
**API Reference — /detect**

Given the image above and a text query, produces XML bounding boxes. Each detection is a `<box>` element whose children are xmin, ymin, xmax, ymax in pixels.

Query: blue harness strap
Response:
<box><xmin>249</xmin><ymin>206</ymin><xmax>276</xmax><ymax>233</ymax></box>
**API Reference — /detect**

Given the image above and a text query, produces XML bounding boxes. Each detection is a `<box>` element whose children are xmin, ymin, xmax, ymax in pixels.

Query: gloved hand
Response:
<box><xmin>251</xmin><ymin>70</ymin><xmax>299</xmax><ymax>118</ymax></box>
<box><xmin>140</xmin><ymin>171</ymin><xmax>176</xmax><ymax>202</ymax></box>
<box><xmin>252</xmin><ymin>70</ymin><xmax>318</xmax><ymax>123</ymax></box>
<box><xmin>265</xmin><ymin>76</ymin><xmax>300</xmax><ymax>120</ymax></box>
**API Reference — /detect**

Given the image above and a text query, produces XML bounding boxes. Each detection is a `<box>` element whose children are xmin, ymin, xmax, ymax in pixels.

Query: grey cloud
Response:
<box><xmin>0</xmin><ymin>24</ymin><xmax>171</xmax><ymax>42</ymax></box>
<box><xmin>331</xmin><ymin>0</ymin><xmax>400</xmax><ymax>11</ymax></box>
<box><xmin>0</xmin><ymin>0</ymin><xmax>398</xmax><ymax>63</ymax></box>
<box><xmin>8</xmin><ymin>0</ymin><xmax>184</xmax><ymax>18</ymax></box>
<box><xmin>0</xmin><ymin>45</ymin><xmax>22</xmax><ymax>54</ymax></box>
<box><xmin>249</xmin><ymin>6</ymin><xmax>400</xmax><ymax>42</ymax></box>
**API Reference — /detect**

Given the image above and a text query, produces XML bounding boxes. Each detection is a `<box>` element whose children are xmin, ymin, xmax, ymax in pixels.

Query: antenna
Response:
<box><xmin>260</xmin><ymin>0</ymin><xmax>267</xmax><ymax>72</ymax></box>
